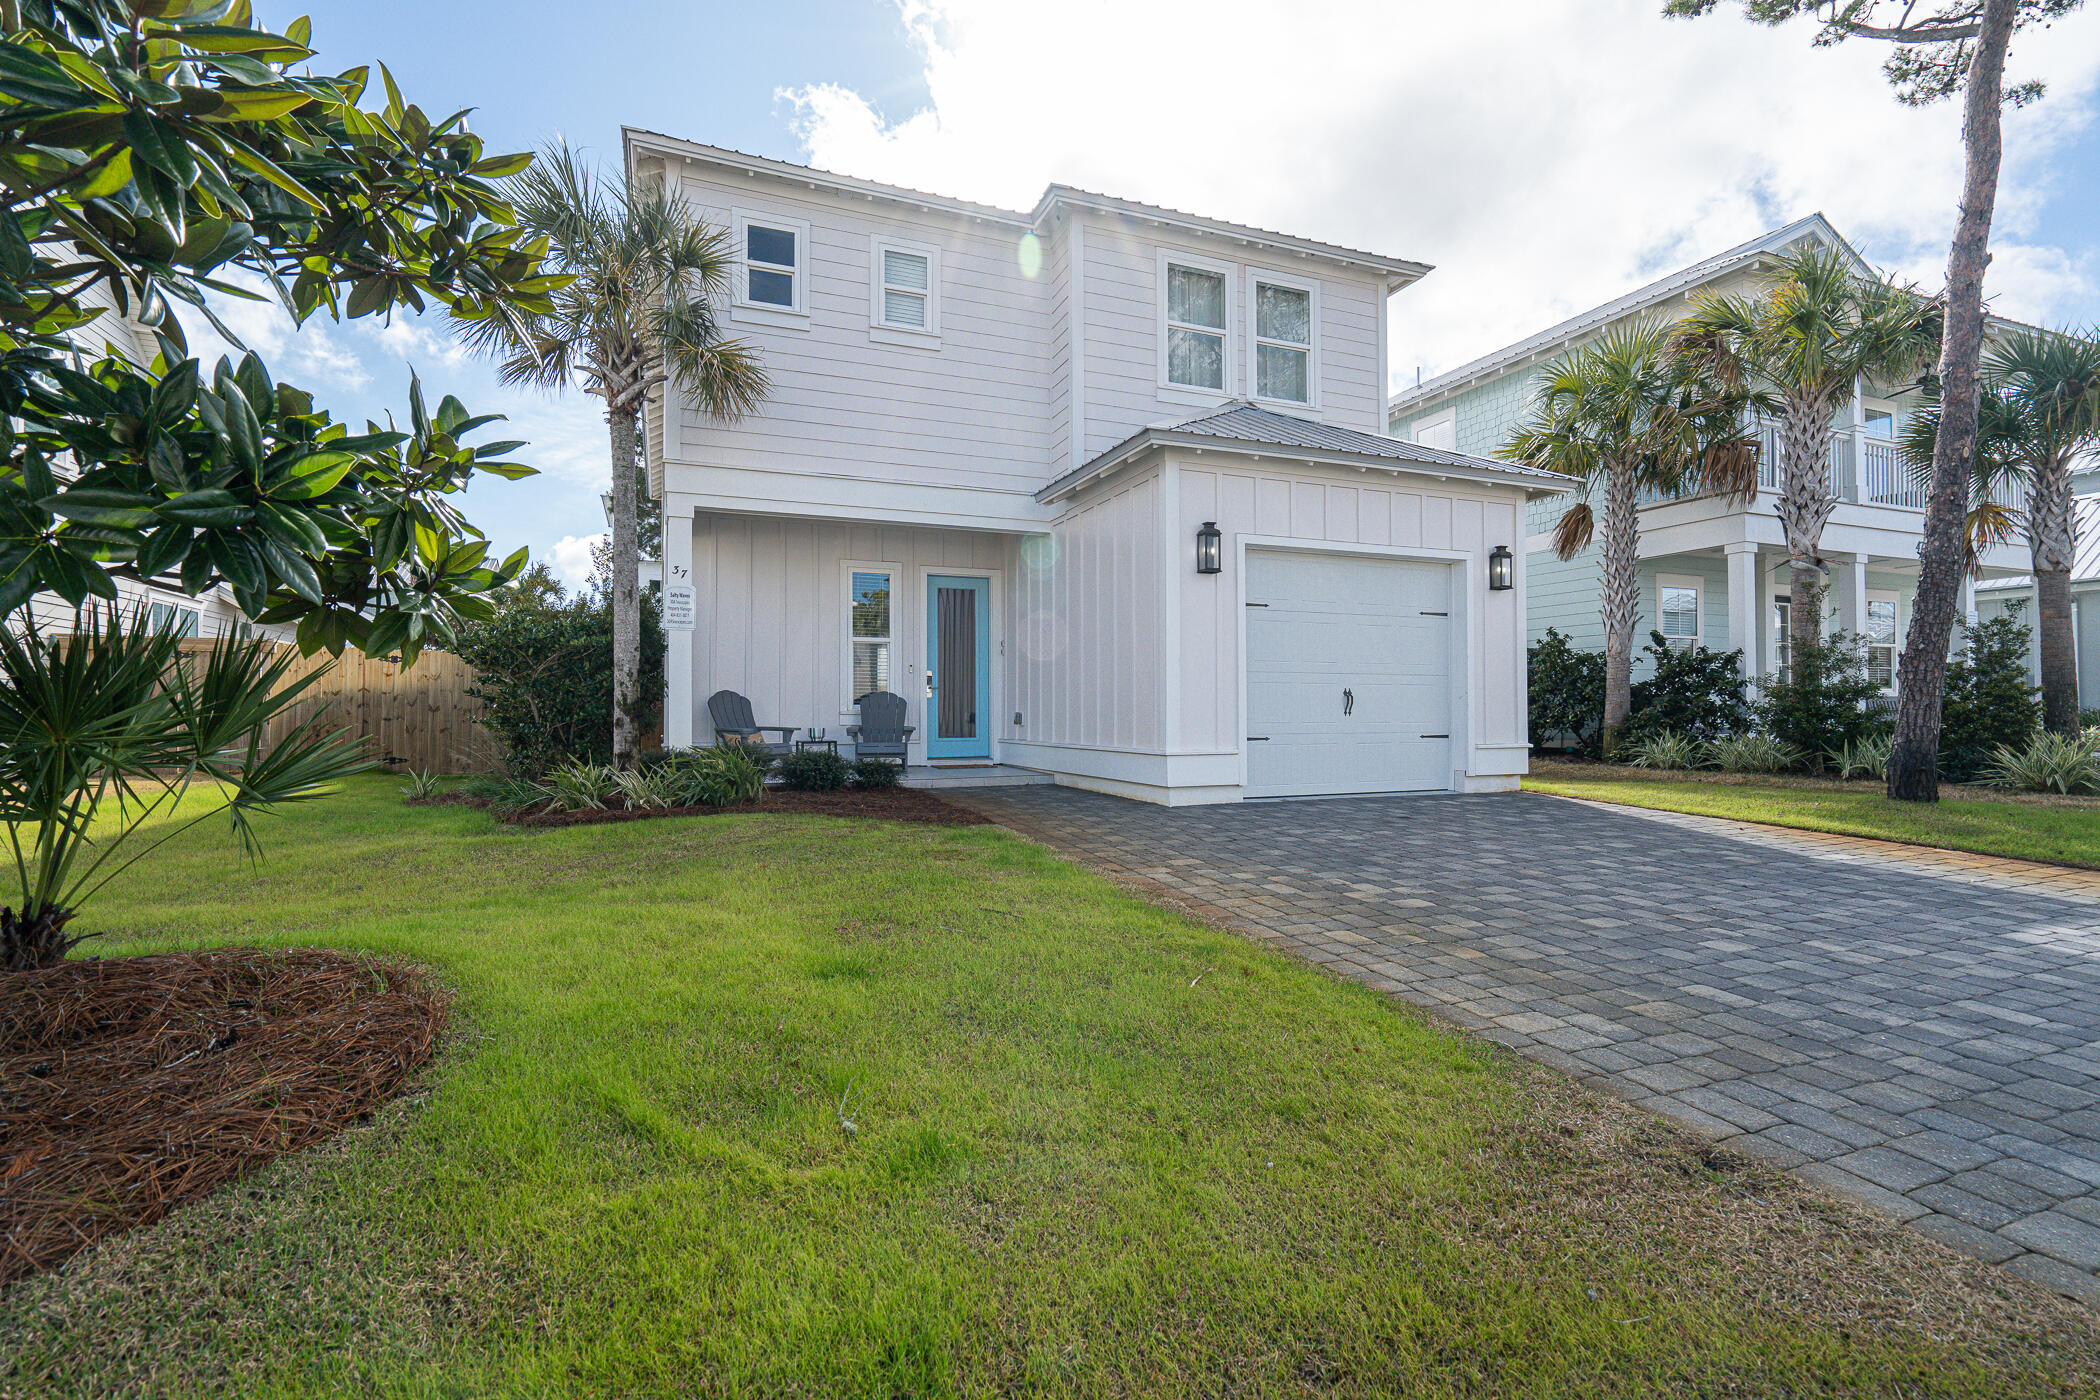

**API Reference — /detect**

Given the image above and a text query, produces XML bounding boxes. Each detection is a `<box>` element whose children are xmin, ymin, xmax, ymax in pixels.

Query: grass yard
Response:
<box><xmin>1525</xmin><ymin>759</ymin><xmax>2100</xmax><ymax>869</ymax></box>
<box><xmin>4</xmin><ymin>776</ymin><xmax>2098</xmax><ymax>1397</ymax></box>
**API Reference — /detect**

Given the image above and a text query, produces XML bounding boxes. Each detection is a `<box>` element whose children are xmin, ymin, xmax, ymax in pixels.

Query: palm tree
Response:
<box><xmin>1500</xmin><ymin>320</ymin><xmax>1760</xmax><ymax>755</ymax></box>
<box><xmin>1673</xmin><ymin>243</ymin><xmax>1935</xmax><ymax>662</ymax></box>
<box><xmin>457</xmin><ymin>142</ymin><xmax>768</xmax><ymax>768</ymax></box>
<box><xmin>1983</xmin><ymin>329</ymin><xmax>2100</xmax><ymax>735</ymax></box>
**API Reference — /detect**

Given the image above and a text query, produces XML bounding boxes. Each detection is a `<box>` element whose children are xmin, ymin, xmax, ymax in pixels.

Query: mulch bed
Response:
<box><xmin>1</xmin><ymin>949</ymin><xmax>447</xmax><ymax>1290</ymax></box>
<box><xmin>493</xmin><ymin>787</ymin><xmax>989</xmax><ymax>829</ymax></box>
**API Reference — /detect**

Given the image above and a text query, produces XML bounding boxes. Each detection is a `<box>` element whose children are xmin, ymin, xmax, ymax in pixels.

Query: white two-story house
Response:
<box><xmin>1389</xmin><ymin>214</ymin><xmax>2033</xmax><ymax>695</ymax></box>
<box><xmin>627</xmin><ymin>129</ymin><xmax>1566</xmax><ymax>803</ymax></box>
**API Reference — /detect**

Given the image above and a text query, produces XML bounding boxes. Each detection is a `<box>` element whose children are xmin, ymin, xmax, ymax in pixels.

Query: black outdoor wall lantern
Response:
<box><xmin>1196</xmin><ymin>521</ymin><xmax>1223</xmax><ymax>575</ymax></box>
<box><xmin>1488</xmin><ymin>544</ymin><xmax>1514</xmax><ymax>591</ymax></box>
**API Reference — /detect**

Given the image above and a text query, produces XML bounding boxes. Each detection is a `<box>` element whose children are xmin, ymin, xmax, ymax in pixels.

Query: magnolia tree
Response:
<box><xmin>0</xmin><ymin>0</ymin><xmax>560</xmax><ymax>967</ymax></box>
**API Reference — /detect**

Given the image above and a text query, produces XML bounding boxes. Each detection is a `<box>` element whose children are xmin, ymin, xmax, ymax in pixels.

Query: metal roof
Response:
<box><xmin>1388</xmin><ymin>213</ymin><xmax>1863</xmax><ymax>418</ymax></box>
<box><xmin>1038</xmin><ymin>401</ymin><xmax>1572</xmax><ymax>504</ymax></box>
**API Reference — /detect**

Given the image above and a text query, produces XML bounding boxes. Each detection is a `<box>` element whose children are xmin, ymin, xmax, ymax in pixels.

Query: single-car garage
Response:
<box><xmin>1243</xmin><ymin>549</ymin><xmax>1455</xmax><ymax>798</ymax></box>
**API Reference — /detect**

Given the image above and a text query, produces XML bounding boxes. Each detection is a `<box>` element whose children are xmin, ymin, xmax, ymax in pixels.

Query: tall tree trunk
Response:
<box><xmin>1775</xmin><ymin>401</ymin><xmax>1838</xmax><ymax>661</ymax></box>
<box><xmin>1599</xmin><ymin>460</ymin><xmax>1639</xmax><ymax>756</ymax></box>
<box><xmin>608</xmin><ymin>404</ymin><xmax>641</xmax><ymax>770</ymax></box>
<box><xmin>1888</xmin><ymin>0</ymin><xmax>2017</xmax><ymax>802</ymax></box>
<box><xmin>2031</xmin><ymin>458</ymin><xmax>2079</xmax><ymax>735</ymax></box>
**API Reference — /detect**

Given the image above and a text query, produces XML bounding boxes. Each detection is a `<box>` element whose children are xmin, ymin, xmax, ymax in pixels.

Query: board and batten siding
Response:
<box><xmin>1172</xmin><ymin>454</ymin><xmax>1529</xmax><ymax>778</ymax></box>
<box><xmin>685</xmin><ymin>511</ymin><xmax>1018</xmax><ymax>755</ymax></box>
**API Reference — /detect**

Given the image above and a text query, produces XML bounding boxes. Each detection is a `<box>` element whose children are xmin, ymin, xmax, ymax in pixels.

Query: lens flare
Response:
<box><xmin>1017</xmin><ymin>232</ymin><xmax>1042</xmax><ymax>280</ymax></box>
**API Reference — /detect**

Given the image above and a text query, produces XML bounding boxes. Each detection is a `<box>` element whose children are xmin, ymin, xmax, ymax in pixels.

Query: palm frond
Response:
<box><xmin>1552</xmin><ymin>501</ymin><xmax>1595</xmax><ymax>561</ymax></box>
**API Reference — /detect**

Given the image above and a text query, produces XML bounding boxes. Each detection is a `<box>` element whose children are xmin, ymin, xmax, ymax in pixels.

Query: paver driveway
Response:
<box><xmin>952</xmin><ymin>784</ymin><xmax>2100</xmax><ymax>1302</ymax></box>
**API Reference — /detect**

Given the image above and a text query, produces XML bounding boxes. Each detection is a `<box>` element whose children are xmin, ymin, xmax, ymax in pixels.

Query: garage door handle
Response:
<box><xmin>1420</xmin><ymin>610</ymin><xmax>1448</xmax><ymax>616</ymax></box>
<box><xmin>1420</xmin><ymin>734</ymin><xmax>1449</xmax><ymax>739</ymax></box>
<box><xmin>1342</xmin><ymin>687</ymin><xmax>1354</xmax><ymax>715</ymax></box>
<box><xmin>1247</xmin><ymin>736</ymin><xmax>1270</xmax><ymax>742</ymax></box>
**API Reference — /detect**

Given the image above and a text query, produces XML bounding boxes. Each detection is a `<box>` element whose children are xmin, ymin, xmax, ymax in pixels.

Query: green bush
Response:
<box><xmin>454</xmin><ymin>574</ymin><xmax>666</xmax><ymax>776</ymax></box>
<box><xmin>851</xmin><ymin>757</ymin><xmax>903</xmax><ymax>790</ymax></box>
<box><xmin>1831</xmin><ymin>734</ymin><xmax>1892</xmax><ymax>781</ymax></box>
<box><xmin>1624</xmin><ymin>730</ymin><xmax>1703</xmax><ymax>770</ymax></box>
<box><xmin>776</xmin><ymin>747</ymin><xmax>852</xmax><ymax>792</ymax></box>
<box><xmin>1707</xmin><ymin>733</ymin><xmax>1803</xmax><ymax>774</ymax></box>
<box><xmin>1982</xmin><ymin>730</ymin><xmax>2100</xmax><ymax>795</ymax></box>
<box><xmin>400</xmin><ymin>769</ymin><xmax>442</xmax><ymax>801</ymax></box>
<box><xmin>682</xmin><ymin>745</ymin><xmax>767</xmax><ymax>808</ymax></box>
<box><xmin>541</xmin><ymin>758</ymin><xmax>618</xmax><ymax>811</ymax></box>
<box><xmin>1939</xmin><ymin>607</ymin><xmax>2040</xmax><ymax>783</ymax></box>
<box><xmin>1528</xmin><ymin>628</ymin><xmax>1605</xmax><ymax>755</ymax></box>
<box><xmin>1623</xmin><ymin>632</ymin><xmax>1752</xmax><ymax>747</ymax></box>
<box><xmin>1756</xmin><ymin>596</ymin><xmax>1886</xmax><ymax>771</ymax></box>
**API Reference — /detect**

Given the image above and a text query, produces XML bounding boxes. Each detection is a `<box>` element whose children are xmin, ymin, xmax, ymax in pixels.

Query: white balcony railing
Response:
<box><xmin>1859</xmin><ymin>436</ymin><xmax>1924</xmax><ymax>509</ymax></box>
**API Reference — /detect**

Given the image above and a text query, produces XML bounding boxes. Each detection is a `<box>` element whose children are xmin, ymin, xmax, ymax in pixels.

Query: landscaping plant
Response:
<box><xmin>775</xmin><ymin>747</ymin><xmax>852</xmax><ymax>792</ymax></box>
<box><xmin>456</xmin><ymin>142</ymin><xmax>768</xmax><ymax>769</ymax></box>
<box><xmin>850</xmin><ymin>757</ymin><xmax>903</xmax><ymax>790</ymax></box>
<box><xmin>1622</xmin><ymin>631</ymin><xmax>1752</xmax><ymax>746</ymax></box>
<box><xmin>1982</xmin><ymin>729</ymin><xmax>2100</xmax><ymax>795</ymax></box>
<box><xmin>1832</xmin><ymin>734</ymin><xmax>1894</xmax><ymax>781</ymax></box>
<box><xmin>1938</xmin><ymin>607</ymin><xmax>2040</xmax><ymax>782</ymax></box>
<box><xmin>399</xmin><ymin>769</ymin><xmax>442</xmax><ymax>801</ymax></box>
<box><xmin>0</xmin><ymin>612</ymin><xmax>369</xmax><ymax>969</ymax></box>
<box><xmin>1706</xmin><ymin>733</ymin><xmax>1804</xmax><ymax>775</ymax></box>
<box><xmin>1755</xmin><ymin>589</ymin><xmax>1887</xmax><ymax>768</ymax></box>
<box><xmin>1624</xmin><ymin>730</ymin><xmax>1703</xmax><ymax>771</ymax></box>
<box><xmin>1526</xmin><ymin>627</ymin><xmax>1606</xmax><ymax>755</ymax></box>
<box><xmin>681</xmin><ymin>744</ymin><xmax>767</xmax><ymax>808</ymax></box>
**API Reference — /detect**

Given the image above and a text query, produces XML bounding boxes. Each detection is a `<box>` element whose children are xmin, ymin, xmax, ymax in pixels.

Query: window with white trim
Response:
<box><xmin>1658</xmin><ymin>576</ymin><xmax>1701</xmax><ymax>651</ymax></box>
<box><xmin>1414</xmin><ymin>412</ymin><xmax>1456</xmax><ymax>452</ymax></box>
<box><xmin>878</xmin><ymin>246</ymin><xmax>931</xmax><ymax>330</ymax></box>
<box><xmin>1866</xmin><ymin>594</ymin><xmax>1898</xmax><ymax>689</ymax></box>
<box><xmin>1251</xmin><ymin>276</ymin><xmax>1314</xmax><ymax>404</ymax></box>
<box><xmin>849</xmin><ymin>569</ymin><xmax>893</xmax><ymax>702</ymax></box>
<box><xmin>146</xmin><ymin>600</ymin><xmax>199</xmax><ymax>637</ymax></box>
<box><xmin>738</xmin><ymin>216</ymin><xmax>801</xmax><ymax>311</ymax></box>
<box><xmin>1164</xmin><ymin>260</ymin><xmax>1228</xmax><ymax>391</ymax></box>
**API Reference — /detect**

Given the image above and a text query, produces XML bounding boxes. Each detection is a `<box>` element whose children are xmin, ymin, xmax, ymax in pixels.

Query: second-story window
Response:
<box><xmin>1253</xmin><ymin>279</ymin><xmax>1313</xmax><ymax>404</ymax></box>
<box><xmin>1165</xmin><ymin>262</ymin><xmax>1227</xmax><ymax>391</ymax></box>
<box><xmin>745</xmin><ymin>222</ymin><xmax>798</xmax><ymax>308</ymax></box>
<box><xmin>881</xmin><ymin>249</ymin><xmax>929</xmax><ymax>328</ymax></box>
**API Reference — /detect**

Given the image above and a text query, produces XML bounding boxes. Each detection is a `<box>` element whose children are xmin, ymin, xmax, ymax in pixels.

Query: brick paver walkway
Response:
<box><xmin>951</xmin><ymin>784</ymin><xmax>2100</xmax><ymax>1303</ymax></box>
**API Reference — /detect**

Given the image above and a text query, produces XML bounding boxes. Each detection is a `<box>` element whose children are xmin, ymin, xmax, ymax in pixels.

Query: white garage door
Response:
<box><xmin>1244</xmin><ymin>550</ymin><xmax>1454</xmax><ymax>798</ymax></box>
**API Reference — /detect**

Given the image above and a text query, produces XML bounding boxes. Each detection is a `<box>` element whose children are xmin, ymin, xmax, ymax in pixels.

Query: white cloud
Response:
<box><xmin>551</xmin><ymin>533</ymin><xmax>605</xmax><ymax>586</ymax></box>
<box><xmin>784</xmin><ymin>0</ymin><xmax>2100</xmax><ymax>385</ymax></box>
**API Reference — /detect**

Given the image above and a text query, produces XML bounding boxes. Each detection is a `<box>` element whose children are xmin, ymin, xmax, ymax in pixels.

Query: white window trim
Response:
<box><xmin>1657</xmin><ymin>572</ymin><xmax>1703</xmax><ymax>650</ymax></box>
<box><xmin>1865</xmin><ymin>588</ymin><xmax>1901</xmax><ymax>693</ymax></box>
<box><xmin>868</xmin><ymin>234</ymin><xmax>940</xmax><ymax>344</ymax></box>
<box><xmin>1412</xmin><ymin>407</ymin><xmax>1456</xmax><ymax>451</ymax></box>
<box><xmin>1156</xmin><ymin>248</ymin><xmax>1236</xmax><ymax>400</ymax></box>
<box><xmin>1244</xmin><ymin>265</ymin><xmax>1320</xmax><ymax>411</ymax></box>
<box><xmin>732</xmin><ymin>209</ymin><xmax>811</xmax><ymax>328</ymax></box>
<box><xmin>841</xmin><ymin>560</ymin><xmax>901</xmax><ymax>719</ymax></box>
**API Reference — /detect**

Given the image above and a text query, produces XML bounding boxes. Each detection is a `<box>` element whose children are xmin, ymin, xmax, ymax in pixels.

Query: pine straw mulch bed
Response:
<box><xmin>426</xmin><ymin>786</ymin><xmax>990</xmax><ymax>829</ymax></box>
<box><xmin>1529</xmin><ymin>755</ymin><xmax>2100</xmax><ymax>810</ymax></box>
<box><xmin>1</xmin><ymin>949</ymin><xmax>447</xmax><ymax>1291</ymax></box>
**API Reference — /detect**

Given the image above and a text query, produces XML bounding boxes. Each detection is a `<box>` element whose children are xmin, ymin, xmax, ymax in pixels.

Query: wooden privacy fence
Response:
<box><xmin>189</xmin><ymin>640</ymin><xmax>498</xmax><ymax>775</ymax></box>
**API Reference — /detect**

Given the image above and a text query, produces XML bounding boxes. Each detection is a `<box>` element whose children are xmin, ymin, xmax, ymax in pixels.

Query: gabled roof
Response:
<box><xmin>622</xmin><ymin>129</ymin><xmax>1429</xmax><ymax>285</ymax></box>
<box><xmin>1976</xmin><ymin>495</ymin><xmax>2100</xmax><ymax>591</ymax></box>
<box><xmin>1388</xmin><ymin>213</ymin><xmax>1867</xmax><ymax>419</ymax></box>
<box><xmin>1037</xmin><ymin>402</ymin><xmax>1571</xmax><ymax>504</ymax></box>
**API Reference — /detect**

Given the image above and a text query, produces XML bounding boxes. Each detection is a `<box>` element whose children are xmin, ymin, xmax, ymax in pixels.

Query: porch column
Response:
<box><xmin>663</xmin><ymin>500</ymin><xmax>696</xmax><ymax>749</ymax></box>
<box><xmin>1725</xmin><ymin>542</ymin><xmax>1759</xmax><ymax>680</ymax></box>
<box><xmin>1839</xmin><ymin>553</ymin><xmax>1868</xmax><ymax>639</ymax></box>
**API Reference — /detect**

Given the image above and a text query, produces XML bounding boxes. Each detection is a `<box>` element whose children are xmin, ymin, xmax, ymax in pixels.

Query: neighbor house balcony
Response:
<box><xmin>1638</xmin><ymin>417</ymin><xmax>2029</xmax><ymax>518</ymax></box>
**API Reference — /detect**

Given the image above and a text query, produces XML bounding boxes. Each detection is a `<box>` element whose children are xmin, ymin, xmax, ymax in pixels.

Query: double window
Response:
<box><xmin>146</xmin><ymin>600</ymin><xmax>200</xmax><ymax>637</ymax></box>
<box><xmin>1251</xmin><ymin>275</ymin><xmax>1314</xmax><ymax>405</ymax></box>
<box><xmin>1164</xmin><ymin>260</ymin><xmax>1228</xmax><ymax>391</ymax></box>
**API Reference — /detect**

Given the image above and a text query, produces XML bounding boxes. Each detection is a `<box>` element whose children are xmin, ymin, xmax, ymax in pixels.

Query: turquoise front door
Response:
<box><xmin>926</xmin><ymin>575</ymin><xmax>991</xmax><ymax>759</ymax></box>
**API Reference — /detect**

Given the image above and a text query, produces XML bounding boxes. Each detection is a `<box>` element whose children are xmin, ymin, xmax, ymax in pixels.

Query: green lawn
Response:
<box><xmin>1525</xmin><ymin>763</ymin><xmax>2100</xmax><ymax>869</ymax></box>
<box><xmin>4</xmin><ymin>777</ymin><xmax>2094</xmax><ymax>1397</ymax></box>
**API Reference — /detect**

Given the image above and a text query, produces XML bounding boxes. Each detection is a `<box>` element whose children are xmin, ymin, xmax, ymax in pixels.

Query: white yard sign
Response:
<box><xmin>663</xmin><ymin>583</ymin><xmax>695</xmax><ymax>631</ymax></box>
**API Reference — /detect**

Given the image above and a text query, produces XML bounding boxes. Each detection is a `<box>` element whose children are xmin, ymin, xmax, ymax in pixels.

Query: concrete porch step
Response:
<box><xmin>901</xmin><ymin>764</ymin><xmax>1054</xmax><ymax>789</ymax></box>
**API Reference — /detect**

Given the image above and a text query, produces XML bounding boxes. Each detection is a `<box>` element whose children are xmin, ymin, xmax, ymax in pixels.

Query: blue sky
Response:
<box><xmin>200</xmin><ymin>2</ymin><xmax>2100</xmax><ymax>586</ymax></box>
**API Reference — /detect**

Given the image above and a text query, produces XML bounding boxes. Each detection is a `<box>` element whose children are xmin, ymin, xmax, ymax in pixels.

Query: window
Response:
<box><xmin>1251</xmin><ymin>275</ymin><xmax>1315</xmax><ymax>405</ymax></box>
<box><xmin>1773</xmin><ymin>595</ymin><xmax>1792</xmax><ymax>676</ymax></box>
<box><xmin>146</xmin><ymin>600</ymin><xmax>199</xmax><ymax>637</ymax></box>
<box><xmin>870</xmin><ymin>237</ymin><xmax>940</xmax><ymax>338</ymax></box>
<box><xmin>850</xmin><ymin>570</ymin><xmax>892</xmax><ymax>702</ymax></box>
<box><xmin>1164</xmin><ymin>259</ymin><xmax>1228</xmax><ymax>391</ymax></box>
<box><xmin>1414</xmin><ymin>412</ymin><xmax>1457</xmax><ymax>452</ymax></box>
<box><xmin>1866</xmin><ymin>595</ymin><xmax>1898</xmax><ymax>689</ymax></box>
<box><xmin>1658</xmin><ymin>577</ymin><xmax>1701</xmax><ymax>651</ymax></box>
<box><xmin>733</xmin><ymin>211</ymin><xmax>809</xmax><ymax>317</ymax></box>
<box><xmin>1864</xmin><ymin>408</ymin><xmax>1896</xmax><ymax>439</ymax></box>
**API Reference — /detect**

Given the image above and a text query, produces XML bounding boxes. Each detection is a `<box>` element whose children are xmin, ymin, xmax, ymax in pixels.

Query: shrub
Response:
<box><xmin>683</xmin><ymin>745</ymin><xmax>767</xmax><ymax>808</ymax></box>
<box><xmin>851</xmin><ymin>757</ymin><xmax>903</xmax><ymax>790</ymax></box>
<box><xmin>1623</xmin><ymin>633</ymin><xmax>1751</xmax><ymax>747</ymax></box>
<box><xmin>1528</xmin><ymin>628</ymin><xmax>1605</xmax><ymax>755</ymax></box>
<box><xmin>541</xmin><ymin>758</ymin><xmax>618</xmax><ymax>811</ymax></box>
<box><xmin>1982</xmin><ymin>730</ymin><xmax>2100</xmax><ymax>795</ymax></box>
<box><xmin>1625</xmin><ymin>730</ymin><xmax>1703</xmax><ymax>770</ymax></box>
<box><xmin>776</xmin><ymin>747</ymin><xmax>852</xmax><ymax>792</ymax></box>
<box><xmin>454</xmin><ymin>582</ymin><xmax>666</xmax><ymax>776</ymax></box>
<box><xmin>1831</xmin><ymin>734</ymin><xmax>1892</xmax><ymax>781</ymax></box>
<box><xmin>400</xmin><ymin>769</ymin><xmax>442</xmax><ymax>800</ymax></box>
<box><xmin>1939</xmin><ymin>607</ymin><xmax>2040</xmax><ymax>783</ymax></box>
<box><xmin>1707</xmin><ymin>733</ymin><xmax>1802</xmax><ymax>774</ymax></box>
<box><xmin>611</xmin><ymin>765</ymin><xmax>688</xmax><ymax>811</ymax></box>
<box><xmin>1756</xmin><ymin>602</ymin><xmax>1886</xmax><ymax>770</ymax></box>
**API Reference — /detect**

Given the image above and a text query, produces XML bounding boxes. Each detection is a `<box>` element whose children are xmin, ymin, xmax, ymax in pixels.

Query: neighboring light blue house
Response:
<box><xmin>1388</xmin><ymin>214</ymin><xmax>2034</xmax><ymax>695</ymax></box>
<box><xmin>1974</xmin><ymin>491</ymin><xmax>2100</xmax><ymax>709</ymax></box>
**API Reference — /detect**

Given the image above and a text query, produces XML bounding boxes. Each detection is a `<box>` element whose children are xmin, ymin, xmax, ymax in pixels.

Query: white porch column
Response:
<box><xmin>1839</xmin><ymin>553</ymin><xmax>1868</xmax><ymax>639</ymax></box>
<box><xmin>1725</xmin><ymin>542</ymin><xmax>1759</xmax><ymax>680</ymax></box>
<box><xmin>662</xmin><ymin>499</ymin><xmax>696</xmax><ymax>749</ymax></box>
